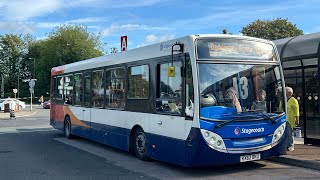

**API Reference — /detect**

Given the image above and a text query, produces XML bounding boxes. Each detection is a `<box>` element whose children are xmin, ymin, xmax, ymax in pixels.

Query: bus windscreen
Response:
<box><xmin>197</xmin><ymin>38</ymin><xmax>275</xmax><ymax>61</ymax></box>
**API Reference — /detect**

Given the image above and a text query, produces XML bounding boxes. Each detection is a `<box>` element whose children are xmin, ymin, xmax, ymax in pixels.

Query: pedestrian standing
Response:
<box><xmin>286</xmin><ymin>86</ymin><xmax>299</xmax><ymax>151</ymax></box>
<box><xmin>39</xmin><ymin>95</ymin><xmax>44</xmax><ymax>106</ymax></box>
<box><xmin>9</xmin><ymin>100</ymin><xmax>16</xmax><ymax>119</ymax></box>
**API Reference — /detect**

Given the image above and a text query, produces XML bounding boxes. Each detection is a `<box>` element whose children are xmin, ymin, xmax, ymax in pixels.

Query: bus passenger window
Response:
<box><xmin>92</xmin><ymin>70</ymin><xmax>104</xmax><ymax>108</ymax></box>
<box><xmin>64</xmin><ymin>75</ymin><xmax>74</xmax><ymax>105</ymax></box>
<box><xmin>128</xmin><ymin>65</ymin><xmax>149</xmax><ymax>99</ymax></box>
<box><xmin>106</xmin><ymin>68</ymin><xmax>126</xmax><ymax>109</ymax></box>
<box><xmin>74</xmin><ymin>73</ymin><xmax>83</xmax><ymax>106</ymax></box>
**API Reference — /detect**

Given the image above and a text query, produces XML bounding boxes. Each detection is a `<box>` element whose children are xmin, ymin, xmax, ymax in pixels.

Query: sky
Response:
<box><xmin>0</xmin><ymin>0</ymin><xmax>320</xmax><ymax>50</ymax></box>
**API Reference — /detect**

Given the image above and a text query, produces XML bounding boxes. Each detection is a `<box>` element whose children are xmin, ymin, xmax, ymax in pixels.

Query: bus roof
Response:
<box><xmin>51</xmin><ymin>34</ymin><xmax>273</xmax><ymax>75</ymax></box>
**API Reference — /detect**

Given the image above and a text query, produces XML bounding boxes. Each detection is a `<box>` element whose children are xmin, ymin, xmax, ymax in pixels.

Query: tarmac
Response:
<box><xmin>1</xmin><ymin>109</ymin><xmax>320</xmax><ymax>171</ymax></box>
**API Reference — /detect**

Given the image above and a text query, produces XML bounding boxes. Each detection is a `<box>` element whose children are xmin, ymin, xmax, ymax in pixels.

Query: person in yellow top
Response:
<box><xmin>286</xmin><ymin>86</ymin><xmax>299</xmax><ymax>151</ymax></box>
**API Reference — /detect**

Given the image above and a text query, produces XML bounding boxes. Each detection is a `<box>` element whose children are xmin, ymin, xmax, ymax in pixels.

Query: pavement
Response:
<box><xmin>1</xmin><ymin>109</ymin><xmax>320</xmax><ymax>171</ymax></box>
<box><xmin>270</xmin><ymin>138</ymin><xmax>320</xmax><ymax>171</ymax></box>
<box><xmin>0</xmin><ymin>105</ymin><xmax>40</xmax><ymax>120</ymax></box>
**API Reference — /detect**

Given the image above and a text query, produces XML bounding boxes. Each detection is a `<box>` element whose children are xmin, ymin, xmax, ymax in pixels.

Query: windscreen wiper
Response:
<box><xmin>214</xmin><ymin>111</ymin><xmax>277</xmax><ymax>131</ymax></box>
<box><xmin>243</xmin><ymin>110</ymin><xmax>277</xmax><ymax>124</ymax></box>
<box><xmin>261</xmin><ymin>112</ymin><xmax>277</xmax><ymax>124</ymax></box>
<box><xmin>214</xmin><ymin>118</ymin><xmax>239</xmax><ymax>131</ymax></box>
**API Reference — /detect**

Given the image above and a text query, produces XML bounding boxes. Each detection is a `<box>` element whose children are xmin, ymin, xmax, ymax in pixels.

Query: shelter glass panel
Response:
<box><xmin>302</xmin><ymin>58</ymin><xmax>318</xmax><ymax>67</ymax></box>
<box><xmin>304</xmin><ymin>67</ymin><xmax>320</xmax><ymax>139</ymax></box>
<box><xmin>282</xmin><ymin>60</ymin><xmax>301</xmax><ymax>68</ymax></box>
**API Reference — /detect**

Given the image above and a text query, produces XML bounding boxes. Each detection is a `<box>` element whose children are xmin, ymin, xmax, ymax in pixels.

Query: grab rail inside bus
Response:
<box><xmin>168</xmin><ymin>43</ymin><xmax>184</xmax><ymax>77</ymax></box>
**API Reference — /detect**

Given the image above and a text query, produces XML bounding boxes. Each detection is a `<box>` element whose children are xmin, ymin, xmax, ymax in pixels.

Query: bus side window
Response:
<box><xmin>64</xmin><ymin>74</ymin><xmax>74</xmax><ymax>105</ymax></box>
<box><xmin>92</xmin><ymin>70</ymin><xmax>104</xmax><ymax>108</ymax></box>
<box><xmin>106</xmin><ymin>67</ymin><xmax>126</xmax><ymax>109</ymax></box>
<box><xmin>74</xmin><ymin>73</ymin><xmax>83</xmax><ymax>106</ymax></box>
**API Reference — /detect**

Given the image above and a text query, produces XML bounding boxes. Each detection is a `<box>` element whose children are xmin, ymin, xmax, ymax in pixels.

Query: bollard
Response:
<box><xmin>294</xmin><ymin>127</ymin><xmax>302</xmax><ymax>138</ymax></box>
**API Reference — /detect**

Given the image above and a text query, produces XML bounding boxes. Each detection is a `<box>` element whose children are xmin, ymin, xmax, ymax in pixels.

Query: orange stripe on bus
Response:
<box><xmin>63</xmin><ymin>106</ymin><xmax>90</xmax><ymax>128</ymax></box>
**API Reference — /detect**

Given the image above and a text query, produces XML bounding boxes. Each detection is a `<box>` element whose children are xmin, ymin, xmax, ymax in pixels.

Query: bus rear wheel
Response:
<box><xmin>133</xmin><ymin>128</ymin><xmax>148</xmax><ymax>160</ymax></box>
<box><xmin>64</xmin><ymin>116</ymin><xmax>73</xmax><ymax>139</ymax></box>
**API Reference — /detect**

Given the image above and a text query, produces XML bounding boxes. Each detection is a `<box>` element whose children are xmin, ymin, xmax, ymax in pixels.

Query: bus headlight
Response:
<box><xmin>272</xmin><ymin>122</ymin><xmax>286</xmax><ymax>144</ymax></box>
<box><xmin>200</xmin><ymin>129</ymin><xmax>226</xmax><ymax>151</ymax></box>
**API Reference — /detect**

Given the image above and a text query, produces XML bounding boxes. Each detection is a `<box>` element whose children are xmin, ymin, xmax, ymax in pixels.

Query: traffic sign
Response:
<box><xmin>121</xmin><ymin>36</ymin><xmax>128</xmax><ymax>51</ymax></box>
<box><xmin>29</xmin><ymin>88</ymin><xmax>34</xmax><ymax>94</ymax></box>
<box><xmin>29</xmin><ymin>79</ymin><xmax>36</xmax><ymax>88</ymax></box>
<box><xmin>13</xmin><ymin>89</ymin><xmax>18</xmax><ymax>93</ymax></box>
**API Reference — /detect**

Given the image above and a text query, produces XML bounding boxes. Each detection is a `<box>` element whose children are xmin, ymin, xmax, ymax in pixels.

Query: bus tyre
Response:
<box><xmin>64</xmin><ymin>117</ymin><xmax>73</xmax><ymax>139</ymax></box>
<box><xmin>134</xmin><ymin>128</ymin><xmax>148</xmax><ymax>160</ymax></box>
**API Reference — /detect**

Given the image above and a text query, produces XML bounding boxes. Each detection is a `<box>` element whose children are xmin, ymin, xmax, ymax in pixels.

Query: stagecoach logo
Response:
<box><xmin>234</xmin><ymin>127</ymin><xmax>265</xmax><ymax>136</ymax></box>
<box><xmin>160</xmin><ymin>43</ymin><xmax>175</xmax><ymax>51</ymax></box>
<box><xmin>234</xmin><ymin>127</ymin><xmax>241</xmax><ymax>136</ymax></box>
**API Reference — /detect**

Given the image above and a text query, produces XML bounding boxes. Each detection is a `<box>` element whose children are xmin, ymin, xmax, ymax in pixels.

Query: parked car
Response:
<box><xmin>43</xmin><ymin>100</ymin><xmax>51</xmax><ymax>109</ymax></box>
<box><xmin>0</xmin><ymin>98</ymin><xmax>26</xmax><ymax>111</ymax></box>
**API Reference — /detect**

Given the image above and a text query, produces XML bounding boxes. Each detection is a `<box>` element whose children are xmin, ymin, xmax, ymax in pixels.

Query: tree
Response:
<box><xmin>241</xmin><ymin>18</ymin><xmax>303</xmax><ymax>40</ymax></box>
<box><xmin>222</xmin><ymin>28</ymin><xmax>232</xmax><ymax>35</ymax></box>
<box><xmin>0</xmin><ymin>34</ymin><xmax>33</xmax><ymax>98</ymax></box>
<box><xmin>29</xmin><ymin>24</ymin><xmax>104</xmax><ymax>96</ymax></box>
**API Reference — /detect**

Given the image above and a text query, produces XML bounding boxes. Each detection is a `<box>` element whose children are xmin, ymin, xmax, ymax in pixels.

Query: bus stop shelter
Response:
<box><xmin>274</xmin><ymin>32</ymin><xmax>320</xmax><ymax>145</ymax></box>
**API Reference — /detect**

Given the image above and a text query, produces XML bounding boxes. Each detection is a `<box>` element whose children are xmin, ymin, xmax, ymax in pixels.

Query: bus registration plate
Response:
<box><xmin>240</xmin><ymin>153</ymin><xmax>261</xmax><ymax>162</ymax></box>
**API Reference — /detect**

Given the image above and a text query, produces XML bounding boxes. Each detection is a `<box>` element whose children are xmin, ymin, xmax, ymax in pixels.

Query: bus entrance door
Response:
<box><xmin>149</xmin><ymin>114</ymin><xmax>186</xmax><ymax>163</ymax></box>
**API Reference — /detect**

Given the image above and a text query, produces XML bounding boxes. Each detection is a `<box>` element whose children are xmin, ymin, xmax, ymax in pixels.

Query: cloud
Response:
<box><xmin>0</xmin><ymin>0</ymin><xmax>62</xmax><ymax>21</ymax></box>
<box><xmin>137</xmin><ymin>34</ymin><xmax>175</xmax><ymax>47</ymax></box>
<box><xmin>0</xmin><ymin>22</ymin><xmax>36</xmax><ymax>34</ymax></box>
<box><xmin>0</xmin><ymin>0</ymin><xmax>168</xmax><ymax>21</ymax></box>
<box><xmin>35</xmin><ymin>22</ymin><xmax>61</xmax><ymax>29</ymax></box>
<box><xmin>0</xmin><ymin>16</ymin><xmax>106</xmax><ymax>35</ymax></box>
<box><xmin>66</xmin><ymin>17</ymin><xmax>107</xmax><ymax>24</ymax></box>
<box><xmin>100</xmin><ymin>24</ymin><xmax>169</xmax><ymax>36</ymax></box>
<box><xmin>165</xmin><ymin>0</ymin><xmax>319</xmax><ymax>34</ymax></box>
<box><xmin>67</xmin><ymin>0</ymin><xmax>168</xmax><ymax>8</ymax></box>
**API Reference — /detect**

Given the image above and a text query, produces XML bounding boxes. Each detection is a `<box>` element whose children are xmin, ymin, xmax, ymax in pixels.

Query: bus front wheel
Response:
<box><xmin>133</xmin><ymin>128</ymin><xmax>148</xmax><ymax>160</ymax></box>
<box><xmin>64</xmin><ymin>116</ymin><xmax>73</xmax><ymax>139</ymax></box>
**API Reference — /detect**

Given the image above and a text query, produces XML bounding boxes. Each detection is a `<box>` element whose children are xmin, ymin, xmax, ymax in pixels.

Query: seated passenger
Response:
<box><xmin>251</xmin><ymin>89</ymin><xmax>267</xmax><ymax>112</ymax></box>
<box><xmin>224</xmin><ymin>87</ymin><xmax>242</xmax><ymax>112</ymax></box>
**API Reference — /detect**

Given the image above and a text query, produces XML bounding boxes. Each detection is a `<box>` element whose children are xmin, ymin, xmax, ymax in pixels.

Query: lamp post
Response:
<box><xmin>28</xmin><ymin>58</ymin><xmax>36</xmax><ymax>111</ymax></box>
<box><xmin>28</xmin><ymin>57</ymin><xmax>35</xmax><ymax>79</ymax></box>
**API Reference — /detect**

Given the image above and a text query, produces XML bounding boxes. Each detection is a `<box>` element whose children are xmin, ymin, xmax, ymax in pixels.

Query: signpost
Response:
<box><xmin>121</xmin><ymin>36</ymin><xmax>128</xmax><ymax>51</ymax></box>
<box><xmin>28</xmin><ymin>79</ymin><xmax>36</xmax><ymax>111</ymax></box>
<box><xmin>13</xmin><ymin>89</ymin><xmax>18</xmax><ymax>98</ymax></box>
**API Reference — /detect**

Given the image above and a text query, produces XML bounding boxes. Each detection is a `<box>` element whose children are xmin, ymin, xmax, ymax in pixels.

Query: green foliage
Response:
<box><xmin>222</xmin><ymin>28</ymin><xmax>232</xmax><ymax>35</ymax></box>
<box><xmin>0</xmin><ymin>34</ymin><xmax>34</xmax><ymax>98</ymax></box>
<box><xmin>29</xmin><ymin>24</ymin><xmax>104</xmax><ymax>96</ymax></box>
<box><xmin>241</xmin><ymin>18</ymin><xmax>304</xmax><ymax>40</ymax></box>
